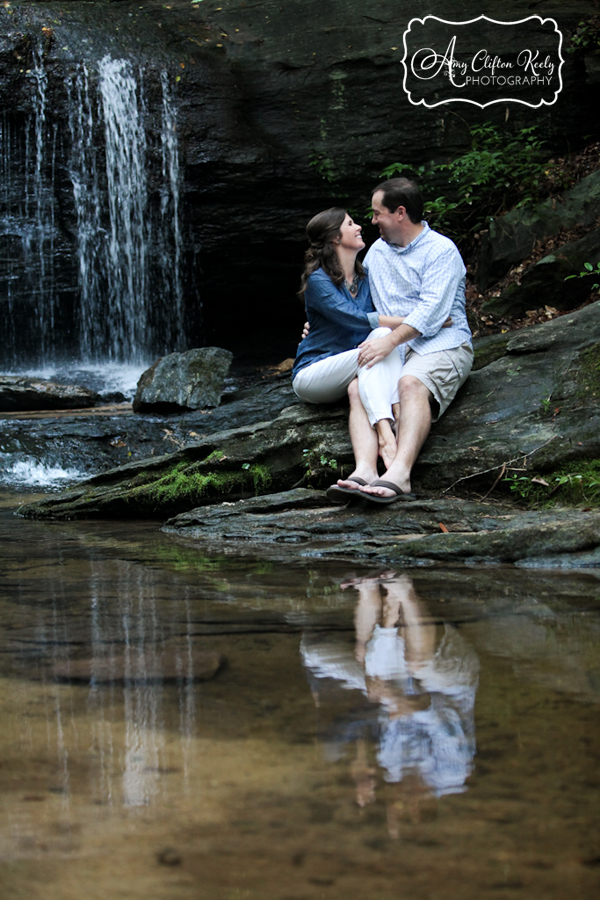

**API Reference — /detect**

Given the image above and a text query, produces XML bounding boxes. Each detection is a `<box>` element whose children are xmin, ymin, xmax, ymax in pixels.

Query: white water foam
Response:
<box><xmin>2</xmin><ymin>362</ymin><xmax>147</xmax><ymax>400</ymax></box>
<box><xmin>2</xmin><ymin>460</ymin><xmax>87</xmax><ymax>489</ymax></box>
<box><xmin>68</xmin><ymin>362</ymin><xmax>148</xmax><ymax>399</ymax></box>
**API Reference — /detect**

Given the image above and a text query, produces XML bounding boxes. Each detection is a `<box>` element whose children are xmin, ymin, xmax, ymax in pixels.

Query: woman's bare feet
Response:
<box><xmin>335</xmin><ymin>469</ymin><xmax>377</xmax><ymax>492</ymax></box>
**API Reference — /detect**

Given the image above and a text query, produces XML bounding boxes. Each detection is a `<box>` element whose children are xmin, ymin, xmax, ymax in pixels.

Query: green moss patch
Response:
<box><xmin>124</xmin><ymin>457</ymin><xmax>272</xmax><ymax>510</ymax></box>
<box><xmin>576</xmin><ymin>342</ymin><xmax>600</xmax><ymax>400</ymax></box>
<box><xmin>472</xmin><ymin>335</ymin><xmax>509</xmax><ymax>371</ymax></box>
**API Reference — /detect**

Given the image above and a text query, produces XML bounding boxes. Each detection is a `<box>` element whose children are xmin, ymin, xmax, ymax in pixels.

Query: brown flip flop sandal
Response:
<box><xmin>361</xmin><ymin>479</ymin><xmax>418</xmax><ymax>505</ymax></box>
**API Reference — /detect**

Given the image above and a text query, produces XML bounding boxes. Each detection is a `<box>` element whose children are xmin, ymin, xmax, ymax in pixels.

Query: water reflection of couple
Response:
<box><xmin>292</xmin><ymin>177</ymin><xmax>473</xmax><ymax>504</ymax></box>
<box><xmin>301</xmin><ymin>573</ymin><xmax>479</xmax><ymax>827</ymax></box>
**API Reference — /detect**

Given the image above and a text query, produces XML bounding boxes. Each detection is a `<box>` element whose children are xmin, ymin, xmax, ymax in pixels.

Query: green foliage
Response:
<box><xmin>247</xmin><ymin>463</ymin><xmax>273</xmax><ymax>494</ymax></box>
<box><xmin>564</xmin><ymin>261</ymin><xmax>600</xmax><ymax>292</ymax></box>
<box><xmin>302</xmin><ymin>448</ymin><xmax>339</xmax><ymax>486</ymax></box>
<box><xmin>381</xmin><ymin>123</ymin><xmax>551</xmax><ymax>242</ymax></box>
<box><xmin>568</xmin><ymin>19</ymin><xmax>600</xmax><ymax>55</ymax></box>
<box><xmin>503</xmin><ymin>474</ymin><xmax>539</xmax><ymax>501</ymax></box>
<box><xmin>502</xmin><ymin>460</ymin><xmax>600</xmax><ymax>507</ymax></box>
<box><xmin>309</xmin><ymin>151</ymin><xmax>350</xmax><ymax>202</ymax></box>
<box><xmin>204</xmin><ymin>449</ymin><xmax>228</xmax><ymax>464</ymax></box>
<box><xmin>309</xmin><ymin>152</ymin><xmax>337</xmax><ymax>184</ymax></box>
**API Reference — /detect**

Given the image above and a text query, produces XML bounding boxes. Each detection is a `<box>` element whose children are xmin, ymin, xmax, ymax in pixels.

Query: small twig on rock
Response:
<box><xmin>440</xmin><ymin>436</ymin><xmax>557</xmax><ymax>495</ymax></box>
<box><xmin>481</xmin><ymin>462</ymin><xmax>506</xmax><ymax>500</ymax></box>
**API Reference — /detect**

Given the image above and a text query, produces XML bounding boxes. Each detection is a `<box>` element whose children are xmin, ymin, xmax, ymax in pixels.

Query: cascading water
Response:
<box><xmin>0</xmin><ymin>48</ymin><xmax>58</xmax><ymax>367</ymax></box>
<box><xmin>99</xmin><ymin>56</ymin><xmax>149</xmax><ymax>362</ymax></box>
<box><xmin>1</xmin><ymin>49</ymin><xmax>185</xmax><ymax>373</ymax></box>
<box><xmin>67</xmin><ymin>62</ymin><xmax>105</xmax><ymax>361</ymax></box>
<box><xmin>30</xmin><ymin>46</ymin><xmax>56</xmax><ymax>360</ymax></box>
<box><xmin>67</xmin><ymin>55</ymin><xmax>185</xmax><ymax>365</ymax></box>
<box><xmin>159</xmin><ymin>69</ymin><xmax>184</xmax><ymax>337</ymax></box>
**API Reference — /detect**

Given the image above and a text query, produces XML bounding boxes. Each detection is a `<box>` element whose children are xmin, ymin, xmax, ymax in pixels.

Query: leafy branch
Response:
<box><xmin>381</xmin><ymin>123</ymin><xmax>552</xmax><ymax>244</ymax></box>
<box><xmin>564</xmin><ymin>261</ymin><xmax>600</xmax><ymax>292</ymax></box>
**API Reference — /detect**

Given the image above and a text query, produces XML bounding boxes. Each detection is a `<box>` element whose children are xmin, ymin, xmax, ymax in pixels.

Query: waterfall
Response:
<box><xmin>67</xmin><ymin>62</ymin><xmax>104</xmax><ymax>361</ymax></box>
<box><xmin>0</xmin><ymin>51</ymin><xmax>185</xmax><ymax>370</ymax></box>
<box><xmin>0</xmin><ymin>49</ymin><xmax>57</xmax><ymax>367</ymax></box>
<box><xmin>66</xmin><ymin>55</ymin><xmax>185</xmax><ymax>364</ymax></box>
<box><xmin>30</xmin><ymin>46</ymin><xmax>55</xmax><ymax>359</ymax></box>
<box><xmin>159</xmin><ymin>70</ymin><xmax>184</xmax><ymax>345</ymax></box>
<box><xmin>98</xmin><ymin>57</ymin><xmax>149</xmax><ymax>362</ymax></box>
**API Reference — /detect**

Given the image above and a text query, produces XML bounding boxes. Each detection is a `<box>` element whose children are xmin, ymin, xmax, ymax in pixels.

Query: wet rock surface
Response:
<box><xmin>162</xmin><ymin>489</ymin><xmax>600</xmax><ymax>568</ymax></box>
<box><xmin>0</xmin><ymin>376</ymin><xmax>99</xmax><ymax>412</ymax></box>
<box><xmin>0</xmin><ymin>368</ymin><xmax>297</xmax><ymax>479</ymax></box>
<box><xmin>51</xmin><ymin>648</ymin><xmax>224</xmax><ymax>685</ymax></box>
<box><xmin>17</xmin><ymin>302</ymin><xmax>600</xmax><ymax>567</ymax></box>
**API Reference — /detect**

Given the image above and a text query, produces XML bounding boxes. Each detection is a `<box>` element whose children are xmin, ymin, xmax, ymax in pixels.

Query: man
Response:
<box><xmin>333</xmin><ymin>177</ymin><xmax>473</xmax><ymax>503</ymax></box>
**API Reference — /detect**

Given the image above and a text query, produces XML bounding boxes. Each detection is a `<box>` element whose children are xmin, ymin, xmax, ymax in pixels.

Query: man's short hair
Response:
<box><xmin>372</xmin><ymin>177</ymin><xmax>424</xmax><ymax>224</ymax></box>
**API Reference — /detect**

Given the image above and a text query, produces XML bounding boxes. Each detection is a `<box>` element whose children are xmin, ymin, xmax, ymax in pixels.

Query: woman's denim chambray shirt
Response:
<box><xmin>292</xmin><ymin>268</ymin><xmax>379</xmax><ymax>380</ymax></box>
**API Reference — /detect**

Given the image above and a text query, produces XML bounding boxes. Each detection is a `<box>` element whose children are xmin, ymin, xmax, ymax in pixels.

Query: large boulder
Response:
<box><xmin>133</xmin><ymin>347</ymin><xmax>234</xmax><ymax>413</ymax></box>
<box><xmin>15</xmin><ymin>401</ymin><xmax>352</xmax><ymax>519</ymax></box>
<box><xmin>419</xmin><ymin>301</ymin><xmax>600</xmax><ymax>491</ymax></box>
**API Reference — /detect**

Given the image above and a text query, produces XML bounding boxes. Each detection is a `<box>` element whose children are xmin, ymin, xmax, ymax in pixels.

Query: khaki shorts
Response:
<box><xmin>402</xmin><ymin>343</ymin><xmax>473</xmax><ymax>421</ymax></box>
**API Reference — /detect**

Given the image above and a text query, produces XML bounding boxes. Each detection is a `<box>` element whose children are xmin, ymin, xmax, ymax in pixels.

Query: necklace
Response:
<box><xmin>344</xmin><ymin>273</ymin><xmax>358</xmax><ymax>296</ymax></box>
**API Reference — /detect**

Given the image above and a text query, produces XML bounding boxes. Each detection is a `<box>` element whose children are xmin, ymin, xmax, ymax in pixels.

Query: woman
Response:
<box><xmin>292</xmin><ymin>208</ymin><xmax>405</xmax><ymax>495</ymax></box>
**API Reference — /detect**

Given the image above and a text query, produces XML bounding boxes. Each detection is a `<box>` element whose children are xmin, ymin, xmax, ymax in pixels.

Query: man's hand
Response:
<box><xmin>358</xmin><ymin>333</ymin><xmax>396</xmax><ymax>368</ymax></box>
<box><xmin>301</xmin><ymin>321</ymin><xmax>310</xmax><ymax>341</ymax></box>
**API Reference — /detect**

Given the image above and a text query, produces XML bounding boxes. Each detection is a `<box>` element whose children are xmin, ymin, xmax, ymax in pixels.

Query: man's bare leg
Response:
<box><xmin>361</xmin><ymin>375</ymin><xmax>432</xmax><ymax>498</ymax></box>
<box><xmin>335</xmin><ymin>378</ymin><xmax>380</xmax><ymax>490</ymax></box>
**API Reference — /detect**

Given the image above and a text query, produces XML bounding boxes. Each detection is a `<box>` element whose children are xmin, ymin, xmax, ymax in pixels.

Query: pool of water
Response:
<box><xmin>0</xmin><ymin>490</ymin><xmax>599</xmax><ymax>900</ymax></box>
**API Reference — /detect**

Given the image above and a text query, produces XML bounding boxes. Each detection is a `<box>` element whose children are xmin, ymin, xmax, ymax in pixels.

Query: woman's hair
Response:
<box><xmin>298</xmin><ymin>207</ymin><xmax>365</xmax><ymax>298</ymax></box>
<box><xmin>372</xmin><ymin>177</ymin><xmax>424</xmax><ymax>224</ymax></box>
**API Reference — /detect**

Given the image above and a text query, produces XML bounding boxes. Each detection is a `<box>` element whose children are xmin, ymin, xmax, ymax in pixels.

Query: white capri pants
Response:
<box><xmin>292</xmin><ymin>327</ymin><xmax>402</xmax><ymax>426</ymax></box>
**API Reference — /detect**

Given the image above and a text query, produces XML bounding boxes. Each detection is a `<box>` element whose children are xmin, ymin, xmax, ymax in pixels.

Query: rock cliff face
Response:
<box><xmin>1</xmin><ymin>0</ymin><xmax>599</xmax><ymax>367</ymax></box>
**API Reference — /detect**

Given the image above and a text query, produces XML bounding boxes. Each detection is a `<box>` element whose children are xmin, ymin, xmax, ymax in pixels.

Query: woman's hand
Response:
<box><xmin>301</xmin><ymin>321</ymin><xmax>310</xmax><ymax>340</ymax></box>
<box><xmin>443</xmin><ymin>316</ymin><xmax>453</xmax><ymax>328</ymax></box>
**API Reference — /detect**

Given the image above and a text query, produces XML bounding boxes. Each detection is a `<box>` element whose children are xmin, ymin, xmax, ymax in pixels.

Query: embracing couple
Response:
<box><xmin>292</xmin><ymin>177</ymin><xmax>473</xmax><ymax>505</ymax></box>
